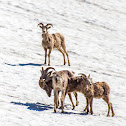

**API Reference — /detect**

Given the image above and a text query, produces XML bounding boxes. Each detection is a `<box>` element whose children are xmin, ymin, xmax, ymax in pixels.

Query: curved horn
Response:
<box><xmin>45</xmin><ymin>67</ymin><xmax>55</xmax><ymax>73</ymax></box>
<box><xmin>46</xmin><ymin>23</ymin><xmax>53</xmax><ymax>27</ymax></box>
<box><xmin>78</xmin><ymin>73</ymin><xmax>86</xmax><ymax>77</ymax></box>
<box><xmin>37</xmin><ymin>23</ymin><xmax>44</xmax><ymax>27</ymax></box>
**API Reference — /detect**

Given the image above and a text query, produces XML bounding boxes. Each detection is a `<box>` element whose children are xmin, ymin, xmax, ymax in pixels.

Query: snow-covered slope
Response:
<box><xmin>0</xmin><ymin>0</ymin><xmax>126</xmax><ymax>125</ymax></box>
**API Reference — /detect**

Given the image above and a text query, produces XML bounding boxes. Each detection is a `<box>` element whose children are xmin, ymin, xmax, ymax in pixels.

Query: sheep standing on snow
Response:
<box><xmin>52</xmin><ymin>70</ymin><xmax>71</xmax><ymax>113</ymax></box>
<box><xmin>38</xmin><ymin>67</ymin><xmax>79</xmax><ymax>110</ymax></box>
<box><xmin>68</xmin><ymin>74</ymin><xmax>115</xmax><ymax>116</ymax></box>
<box><xmin>83</xmin><ymin>79</ymin><xmax>115</xmax><ymax>117</ymax></box>
<box><xmin>38</xmin><ymin>23</ymin><xmax>70</xmax><ymax>66</ymax></box>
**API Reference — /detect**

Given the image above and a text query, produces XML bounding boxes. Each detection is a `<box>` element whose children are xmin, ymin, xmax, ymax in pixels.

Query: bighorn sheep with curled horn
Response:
<box><xmin>37</xmin><ymin>23</ymin><xmax>70</xmax><ymax>66</ymax></box>
<box><xmin>39</xmin><ymin>67</ymin><xmax>79</xmax><ymax>110</ymax></box>
<box><xmin>68</xmin><ymin>74</ymin><xmax>115</xmax><ymax>116</ymax></box>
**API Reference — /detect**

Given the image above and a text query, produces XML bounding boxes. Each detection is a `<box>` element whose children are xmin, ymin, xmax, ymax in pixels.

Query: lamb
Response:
<box><xmin>83</xmin><ymin>80</ymin><xmax>115</xmax><ymax>116</ymax></box>
<box><xmin>37</xmin><ymin>23</ymin><xmax>70</xmax><ymax>66</ymax></box>
<box><xmin>68</xmin><ymin>74</ymin><xmax>115</xmax><ymax>116</ymax></box>
<box><xmin>39</xmin><ymin>67</ymin><xmax>79</xmax><ymax>110</ymax></box>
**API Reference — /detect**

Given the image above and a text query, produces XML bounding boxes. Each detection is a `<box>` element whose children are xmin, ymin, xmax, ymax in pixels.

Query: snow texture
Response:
<box><xmin>0</xmin><ymin>0</ymin><xmax>126</xmax><ymax>125</ymax></box>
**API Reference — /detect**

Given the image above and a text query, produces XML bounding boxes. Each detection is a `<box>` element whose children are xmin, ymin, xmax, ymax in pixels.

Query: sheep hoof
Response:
<box><xmin>83</xmin><ymin>108</ymin><xmax>86</xmax><ymax>112</ymax></box>
<box><xmin>86</xmin><ymin>110</ymin><xmax>89</xmax><ymax>114</ymax></box>
<box><xmin>91</xmin><ymin>112</ymin><xmax>93</xmax><ymax>115</ymax></box>
<box><xmin>61</xmin><ymin>110</ymin><xmax>64</xmax><ymax>113</ymax></box>
<box><xmin>63</xmin><ymin>62</ymin><xmax>66</xmax><ymax>65</ymax></box>
<box><xmin>72</xmin><ymin>106</ymin><xmax>75</xmax><ymax>110</ymax></box>
<box><xmin>112</xmin><ymin>113</ymin><xmax>115</xmax><ymax>117</ymax></box>
<box><xmin>76</xmin><ymin>101</ymin><xmax>79</xmax><ymax>106</ymax></box>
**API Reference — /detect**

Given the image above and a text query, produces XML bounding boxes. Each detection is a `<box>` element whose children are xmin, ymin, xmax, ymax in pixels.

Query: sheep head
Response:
<box><xmin>85</xmin><ymin>74</ymin><xmax>93</xmax><ymax>86</ymax></box>
<box><xmin>40</xmin><ymin>67</ymin><xmax>55</xmax><ymax>80</ymax></box>
<box><xmin>38</xmin><ymin>23</ymin><xmax>53</xmax><ymax>34</ymax></box>
<box><xmin>79</xmin><ymin>73</ymin><xmax>93</xmax><ymax>86</ymax></box>
<box><xmin>39</xmin><ymin>79</ymin><xmax>52</xmax><ymax>97</ymax></box>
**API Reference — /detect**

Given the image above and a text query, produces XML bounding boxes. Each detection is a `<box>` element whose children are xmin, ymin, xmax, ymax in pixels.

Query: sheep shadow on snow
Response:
<box><xmin>11</xmin><ymin>102</ymin><xmax>88</xmax><ymax>115</ymax></box>
<box><xmin>11</xmin><ymin>102</ymin><xmax>53</xmax><ymax>111</ymax></box>
<box><xmin>57</xmin><ymin>111</ymin><xmax>88</xmax><ymax>116</ymax></box>
<box><xmin>5</xmin><ymin>63</ymin><xmax>43</xmax><ymax>66</ymax></box>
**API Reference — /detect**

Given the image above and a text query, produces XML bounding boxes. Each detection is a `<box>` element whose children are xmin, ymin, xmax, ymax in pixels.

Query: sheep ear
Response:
<box><xmin>88</xmin><ymin>74</ymin><xmax>90</xmax><ymax>78</ymax></box>
<box><xmin>47</xmin><ymin>26</ymin><xmax>51</xmax><ymax>29</ymax></box>
<box><xmin>39</xmin><ymin>26</ymin><xmax>42</xmax><ymax>28</ymax></box>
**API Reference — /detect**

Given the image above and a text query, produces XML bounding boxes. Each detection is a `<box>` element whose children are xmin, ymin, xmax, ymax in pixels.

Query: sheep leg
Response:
<box><xmin>61</xmin><ymin>45</ymin><xmax>70</xmax><ymax>66</ymax></box>
<box><xmin>84</xmin><ymin>98</ymin><xmax>89</xmax><ymax>114</ymax></box>
<box><xmin>89</xmin><ymin>97</ymin><xmax>93</xmax><ymax>115</ymax></box>
<box><xmin>56</xmin><ymin>91</ymin><xmax>59</xmax><ymax>108</ymax></box>
<box><xmin>83</xmin><ymin>97</ymin><xmax>88</xmax><ymax>111</ymax></box>
<box><xmin>73</xmin><ymin>92</ymin><xmax>79</xmax><ymax>106</ymax></box>
<box><xmin>44</xmin><ymin>48</ymin><xmax>47</xmax><ymax>64</ymax></box>
<box><xmin>54</xmin><ymin>89</ymin><xmax>58</xmax><ymax>112</ymax></box>
<box><xmin>54</xmin><ymin>91</ymin><xmax>57</xmax><ymax>112</ymax></box>
<box><xmin>110</xmin><ymin>102</ymin><xmax>115</xmax><ymax>117</ymax></box>
<box><xmin>83</xmin><ymin>106</ymin><xmax>87</xmax><ymax>111</ymax></box>
<box><xmin>65</xmin><ymin>51</ymin><xmax>70</xmax><ymax>66</ymax></box>
<box><xmin>103</xmin><ymin>96</ymin><xmax>112</xmax><ymax>116</ymax></box>
<box><xmin>48</xmin><ymin>49</ymin><xmax>52</xmax><ymax>66</ymax></box>
<box><xmin>68</xmin><ymin>93</ymin><xmax>75</xmax><ymax>110</ymax></box>
<box><xmin>83</xmin><ymin>98</ymin><xmax>88</xmax><ymax>112</ymax></box>
<box><xmin>58</xmin><ymin>48</ymin><xmax>66</xmax><ymax>65</ymax></box>
<box><xmin>61</xmin><ymin>90</ymin><xmax>66</xmax><ymax>113</ymax></box>
<box><xmin>58</xmin><ymin>91</ymin><xmax>60</xmax><ymax>107</ymax></box>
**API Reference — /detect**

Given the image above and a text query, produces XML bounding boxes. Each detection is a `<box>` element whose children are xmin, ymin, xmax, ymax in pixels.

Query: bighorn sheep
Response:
<box><xmin>37</xmin><ymin>23</ymin><xmax>70</xmax><ymax>66</ymax></box>
<box><xmin>83</xmin><ymin>81</ymin><xmax>115</xmax><ymax>116</ymax></box>
<box><xmin>39</xmin><ymin>67</ymin><xmax>79</xmax><ymax>110</ymax></box>
<box><xmin>68</xmin><ymin>74</ymin><xmax>115</xmax><ymax>116</ymax></box>
<box><xmin>52</xmin><ymin>70</ymin><xmax>71</xmax><ymax>113</ymax></box>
